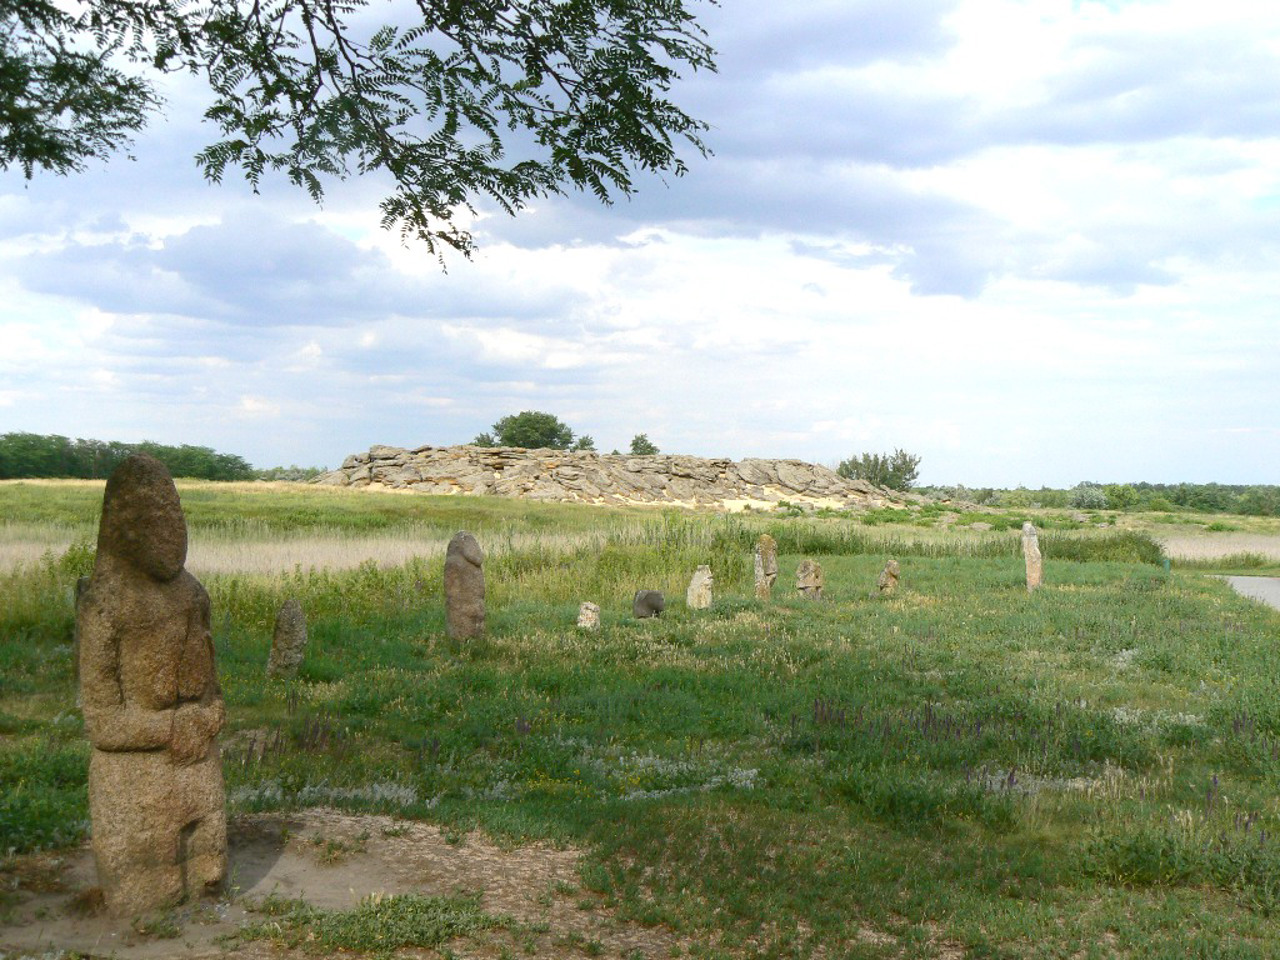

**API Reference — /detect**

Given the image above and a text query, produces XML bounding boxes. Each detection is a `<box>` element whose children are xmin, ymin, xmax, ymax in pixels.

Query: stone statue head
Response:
<box><xmin>448</xmin><ymin>531</ymin><xmax>484</xmax><ymax>567</ymax></box>
<box><xmin>97</xmin><ymin>454</ymin><xmax>188</xmax><ymax>581</ymax></box>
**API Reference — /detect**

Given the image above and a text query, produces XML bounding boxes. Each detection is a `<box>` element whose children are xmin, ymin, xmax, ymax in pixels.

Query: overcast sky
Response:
<box><xmin>3</xmin><ymin>0</ymin><xmax>1278</xmax><ymax>486</ymax></box>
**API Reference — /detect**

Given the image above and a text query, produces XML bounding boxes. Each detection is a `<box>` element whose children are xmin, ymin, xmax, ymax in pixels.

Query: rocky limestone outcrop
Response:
<box><xmin>315</xmin><ymin>445</ymin><xmax>916</xmax><ymax>512</ymax></box>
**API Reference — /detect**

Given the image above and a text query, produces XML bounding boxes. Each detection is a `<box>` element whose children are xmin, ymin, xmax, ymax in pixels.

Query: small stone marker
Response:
<box><xmin>633</xmin><ymin>590</ymin><xmax>665</xmax><ymax>618</ymax></box>
<box><xmin>79</xmin><ymin>454</ymin><xmax>227</xmax><ymax>916</ymax></box>
<box><xmin>267</xmin><ymin>596</ymin><xmax>308</xmax><ymax>678</ymax></box>
<box><xmin>444</xmin><ymin>531</ymin><xmax>486</xmax><ymax>639</ymax></box>
<box><xmin>877</xmin><ymin>559</ymin><xmax>900</xmax><ymax>595</ymax></box>
<box><xmin>1022</xmin><ymin>522</ymin><xmax>1043</xmax><ymax>592</ymax></box>
<box><xmin>687</xmin><ymin>565</ymin><xmax>714</xmax><ymax>610</ymax></box>
<box><xmin>754</xmin><ymin>534</ymin><xmax>779</xmax><ymax>600</ymax></box>
<box><xmin>796</xmin><ymin>558</ymin><xmax>824</xmax><ymax>600</ymax></box>
<box><xmin>577</xmin><ymin>601</ymin><xmax>601</xmax><ymax>630</ymax></box>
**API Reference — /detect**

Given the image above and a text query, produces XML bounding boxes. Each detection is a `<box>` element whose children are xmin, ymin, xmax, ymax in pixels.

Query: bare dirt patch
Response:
<box><xmin>0</xmin><ymin>809</ymin><xmax>685</xmax><ymax>959</ymax></box>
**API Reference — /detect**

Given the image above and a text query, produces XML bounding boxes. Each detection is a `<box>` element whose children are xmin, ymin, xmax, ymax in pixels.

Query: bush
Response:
<box><xmin>1105</xmin><ymin>484</ymin><xmax>1140</xmax><ymax>511</ymax></box>
<box><xmin>629</xmin><ymin>434</ymin><xmax>659</xmax><ymax>455</ymax></box>
<box><xmin>1068</xmin><ymin>483</ymin><xmax>1108</xmax><ymax>510</ymax></box>
<box><xmin>474</xmin><ymin>411</ymin><xmax>578</xmax><ymax>450</ymax></box>
<box><xmin>836</xmin><ymin>449</ymin><xmax>920</xmax><ymax>491</ymax></box>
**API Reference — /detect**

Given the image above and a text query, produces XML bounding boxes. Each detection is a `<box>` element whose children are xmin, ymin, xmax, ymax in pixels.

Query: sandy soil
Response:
<box><xmin>0</xmin><ymin>809</ymin><xmax>686</xmax><ymax>960</ymax></box>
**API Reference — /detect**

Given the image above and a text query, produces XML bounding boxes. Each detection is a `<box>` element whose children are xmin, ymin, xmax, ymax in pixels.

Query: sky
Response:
<box><xmin>2</xmin><ymin>0</ymin><xmax>1279</xmax><ymax>487</ymax></box>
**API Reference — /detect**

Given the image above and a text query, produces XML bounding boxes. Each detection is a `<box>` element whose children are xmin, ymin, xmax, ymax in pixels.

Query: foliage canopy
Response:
<box><xmin>629</xmin><ymin>433</ymin><xmax>658</xmax><ymax>455</ymax></box>
<box><xmin>0</xmin><ymin>431</ymin><xmax>254</xmax><ymax>480</ymax></box>
<box><xmin>836</xmin><ymin>448</ymin><xmax>921</xmax><ymax>492</ymax></box>
<box><xmin>1</xmin><ymin>0</ymin><xmax>717</xmax><ymax>255</ymax></box>
<box><xmin>473</xmin><ymin>410</ymin><xmax>590</xmax><ymax>450</ymax></box>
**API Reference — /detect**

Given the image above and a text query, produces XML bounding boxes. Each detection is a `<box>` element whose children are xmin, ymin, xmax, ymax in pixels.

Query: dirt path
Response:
<box><xmin>0</xmin><ymin>809</ymin><xmax>684</xmax><ymax>959</ymax></box>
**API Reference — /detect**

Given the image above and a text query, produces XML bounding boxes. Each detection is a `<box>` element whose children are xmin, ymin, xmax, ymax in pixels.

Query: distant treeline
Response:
<box><xmin>0</xmin><ymin>432</ymin><xmax>255</xmax><ymax>481</ymax></box>
<box><xmin>921</xmin><ymin>481</ymin><xmax>1280</xmax><ymax>517</ymax></box>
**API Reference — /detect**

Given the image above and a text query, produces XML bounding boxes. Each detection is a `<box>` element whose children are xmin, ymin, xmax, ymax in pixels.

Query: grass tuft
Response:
<box><xmin>240</xmin><ymin>891</ymin><xmax>505</xmax><ymax>955</ymax></box>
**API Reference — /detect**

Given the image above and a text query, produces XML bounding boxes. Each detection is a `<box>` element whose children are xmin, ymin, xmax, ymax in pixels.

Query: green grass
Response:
<box><xmin>239</xmin><ymin>891</ymin><xmax>506</xmax><ymax>956</ymax></box>
<box><xmin>4</xmin><ymin>484</ymin><xmax>1280</xmax><ymax>957</ymax></box>
<box><xmin>1173</xmin><ymin>553</ymin><xmax>1280</xmax><ymax>577</ymax></box>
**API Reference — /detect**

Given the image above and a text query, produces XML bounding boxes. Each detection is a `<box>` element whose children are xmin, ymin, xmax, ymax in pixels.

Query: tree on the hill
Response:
<box><xmin>836</xmin><ymin>448</ymin><xmax>921</xmax><ymax>492</ymax></box>
<box><xmin>2</xmin><ymin>0</ymin><xmax>717</xmax><ymax>256</ymax></box>
<box><xmin>572</xmin><ymin>435</ymin><xmax>596</xmax><ymax>452</ymax></box>
<box><xmin>629</xmin><ymin>433</ymin><xmax>659</xmax><ymax>455</ymax></box>
<box><xmin>475</xmin><ymin>410</ymin><xmax>577</xmax><ymax>450</ymax></box>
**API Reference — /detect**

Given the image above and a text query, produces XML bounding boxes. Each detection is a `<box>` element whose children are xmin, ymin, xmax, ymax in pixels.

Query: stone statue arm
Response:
<box><xmin>170</xmin><ymin>699</ymin><xmax>223</xmax><ymax>764</ymax></box>
<box><xmin>79</xmin><ymin>595</ymin><xmax>173</xmax><ymax>752</ymax></box>
<box><xmin>170</xmin><ymin>587</ymin><xmax>225</xmax><ymax>765</ymax></box>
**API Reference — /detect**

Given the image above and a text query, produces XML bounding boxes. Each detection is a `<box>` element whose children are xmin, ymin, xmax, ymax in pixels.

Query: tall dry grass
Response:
<box><xmin>1157</xmin><ymin>532</ymin><xmax>1280</xmax><ymax>562</ymax></box>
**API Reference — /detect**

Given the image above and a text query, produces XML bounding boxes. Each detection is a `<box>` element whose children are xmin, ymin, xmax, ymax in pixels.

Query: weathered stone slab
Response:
<box><xmin>444</xmin><ymin>532</ymin><xmax>485</xmax><ymax>639</ymax></box>
<box><xmin>577</xmin><ymin>601</ymin><xmax>601</xmax><ymax>630</ymax></box>
<box><xmin>796</xmin><ymin>559</ymin><xmax>824</xmax><ymax>600</ymax></box>
<box><xmin>687</xmin><ymin>566</ymin><xmax>713</xmax><ymax>609</ymax></box>
<box><xmin>877</xmin><ymin>559</ymin><xmax>900</xmax><ymax>595</ymax></box>
<box><xmin>1022</xmin><ymin>522</ymin><xmax>1043</xmax><ymax>592</ymax></box>
<box><xmin>754</xmin><ymin>535</ymin><xmax>779</xmax><ymax>600</ymax></box>
<box><xmin>633</xmin><ymin>590</ymin><xmax>665</xmax><ymax>618</ymax></box>
<box><xmin>267</xmin><ymin>597</ymin><xmax>307</xmax><ymax>678</ymax></box>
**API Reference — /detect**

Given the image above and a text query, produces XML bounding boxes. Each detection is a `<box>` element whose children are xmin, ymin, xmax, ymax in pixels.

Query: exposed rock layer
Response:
<box><xmin>316</xmin><ymin>445</ymin><xmax>913</xmax><ymax>511</ymax></box>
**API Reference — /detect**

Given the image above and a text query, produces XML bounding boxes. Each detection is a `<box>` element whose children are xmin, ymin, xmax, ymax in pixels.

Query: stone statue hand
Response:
<box><xmin>170</xmin><ymin>704</ymin><xmax>215</xmax><ymax>765</ymax></box>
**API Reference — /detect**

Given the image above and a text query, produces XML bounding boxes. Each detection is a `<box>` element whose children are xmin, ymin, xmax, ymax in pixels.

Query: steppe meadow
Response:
<box><xmin>4</xmin><ymin>478</ymin><xmax>1280</xmax><ymax>958</ymax></box>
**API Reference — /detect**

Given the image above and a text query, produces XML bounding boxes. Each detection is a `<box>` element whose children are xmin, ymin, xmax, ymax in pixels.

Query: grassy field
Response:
<box><xmin>3</xmin><ymin>482</ymin><xmax>1280</xmax><ymax>958</ymax></box>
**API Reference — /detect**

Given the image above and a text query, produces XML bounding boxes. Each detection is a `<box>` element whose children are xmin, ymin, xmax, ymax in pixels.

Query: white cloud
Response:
<box><xmin>237</xmin><ymin>396</ymin><xmax>281</xmax><ymax>419</ymax></box>
<box><xmin>0</xmin><ymin>0</ymin><xmax>1278</xmax><ymax>480</ymax></box>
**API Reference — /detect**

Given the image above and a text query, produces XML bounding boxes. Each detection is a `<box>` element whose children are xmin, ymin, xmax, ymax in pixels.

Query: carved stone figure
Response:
<box><xmin>78</xmin><ymin>454</ymin><xmax>226</xmax><ymax>916</ymax></box>
<box><xmin>1022</xmin><ymin>522</ymin><xmax>1043</xmax><ymax>592</ymax></box>
<box><xmin>796</xmin><ymin>559</ymin><xmax>824</xmax><ymax>600</ymax></box>
<box><xmin>754</xmin><ymin>535</ymin><xmax>779</xmax><ymax>600</ymax></box>
<box><xmin>877</xmin><ymin>559</ymin><xmax>900</xmax><ymax>595</ymax></box>
<box><xmin>577</xmin><ymin>601</ymin><xmax>601</xmax><ymax>630</ymax></box>
<box><xmin>267</xmin><ymin>597</ymin><xmax>308</xmax><ymax>678</ymax></box>
<box><xmin>686</xmin><ymin>565</ymin><xmax>713</xmax><ymax>610</ymax></box>
<box><xmin>444</xmin><ymin>532</ymin><xmax>486</xmax><ymax>639</ymax></box>
<box><xmin>633</xmin><ymin>590</ymin><xmax>665</xmax><ymax>618</ymax></box>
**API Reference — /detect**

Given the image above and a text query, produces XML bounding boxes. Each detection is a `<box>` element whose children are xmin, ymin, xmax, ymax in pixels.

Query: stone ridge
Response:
<box><xmin>314</xmin><ymin>444</ymin><xmax>915</xmax><ymax>512</ymax></box>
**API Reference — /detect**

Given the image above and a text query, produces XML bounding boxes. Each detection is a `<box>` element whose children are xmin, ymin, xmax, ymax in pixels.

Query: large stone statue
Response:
<box><xmin>78</xmin><ymin>455</ymin><xmax>226</xmax><ymax>916</ymax></box>
<box><xmin>444</xmin><ymin>531</ymin><xmax>486</xmax><ymax>639</ymax></box>
<box><xmin>753</xmin><ymin>535</ymin><xmax>779</xmax><ymax>600</ymax></box>
<box><xmin>1022</xmin><ymin>522</ymin><xmax>1043</xmax><ymax>592</ymax></box>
